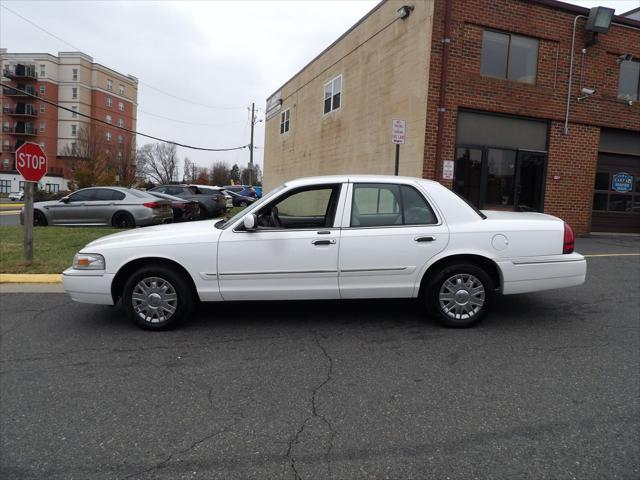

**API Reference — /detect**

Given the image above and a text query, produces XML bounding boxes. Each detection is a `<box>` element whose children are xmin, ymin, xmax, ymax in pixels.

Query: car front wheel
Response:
<box><xmin>33</xmin><ymin>210</ymin><xmax>48</xmax><ymax>226</ymax></box>
<box><xmin>122</xmin><ymin>265</ymin><xmax>195</xmax><ymax>330</ymax></box>
<box><xmin>427</xmin><ymin>263</ymin><xmax>493</xmax><ymax>328</ymax></box>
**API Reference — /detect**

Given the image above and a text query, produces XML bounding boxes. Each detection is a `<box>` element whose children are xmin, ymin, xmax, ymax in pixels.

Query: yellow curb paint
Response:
<box><xmin>0</xmin><ymin>204</ymin><xmax>23</xmax><ymax>207</ymax></box>
<box><xmin>0</xmin><ymin>210</ymin><xmax>20</xmax><ymax>215</ymax></box>
<box><xmin>0</xmin><ymin>274</ymin><xmax>62</xmax><ymax>283</ymax></box>
<box><xmin>584</xmin><ymin>253</ymin><xmax>640</xmax><ymax>257</ymax></box>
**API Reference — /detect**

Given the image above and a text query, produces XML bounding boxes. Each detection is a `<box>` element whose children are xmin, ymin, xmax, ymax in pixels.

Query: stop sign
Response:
<box><xmin>15</xmin><ymin>142</ymin><xmax>48</xmax><ymax>182</ymax></box>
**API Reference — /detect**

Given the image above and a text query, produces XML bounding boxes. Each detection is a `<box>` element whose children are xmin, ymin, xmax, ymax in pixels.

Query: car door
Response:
<box><xmin>338</xmin><ymin>182</ymin><xmax>449</xmax><ymax>299</ymax></box>
<box><xmin>217</xmin><ymin>183</ymin><xmax>346</xmax><ymax>301</ymax></box>
<box><xmin>84</xmin><ymin>189</ymin><xmax>125</xmax><ymax>225</ymax></box>
<box><xmin>48</xmin><ymin>188</ymin><xmax>95</xmax><ymax>225</ymax></box>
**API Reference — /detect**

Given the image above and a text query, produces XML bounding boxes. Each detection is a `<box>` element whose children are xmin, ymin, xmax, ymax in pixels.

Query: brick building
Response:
<box><xmin>0</xmin><ymin>50</ymin><xmax>138</xmax><ymax>194</ymax></box>
<box><xmin>263</xmin><ymin>0</ymin><xmax>640</xmax><ymax>234</ymax></box>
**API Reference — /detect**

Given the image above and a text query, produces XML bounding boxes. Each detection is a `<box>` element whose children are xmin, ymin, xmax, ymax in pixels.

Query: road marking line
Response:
<box><xmin>584</xmin><ymin>253</ymin><xmax>640</xmax><ymax>257</ymax></box>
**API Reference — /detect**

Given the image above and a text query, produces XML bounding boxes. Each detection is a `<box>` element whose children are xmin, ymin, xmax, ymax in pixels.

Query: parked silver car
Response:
<box><xmin>23</xmin><ymin>187</ymin><xmax>173</xmax><ymax>228</ymax></box>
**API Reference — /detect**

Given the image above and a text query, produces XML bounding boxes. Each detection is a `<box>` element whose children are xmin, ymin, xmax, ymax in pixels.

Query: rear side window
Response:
<box><xmin>351</xmin><ymin>184</ymin><xmax>437</xmax><ymax>227</ymax></box>
<box><xmin>94</xmin><ymin>189</ymin><xmax>125</xmax><ymax>201</ymax></box>
<box><xmin>166</xmin><ymin>186</ymin><xmax>185</xmax><ymax>195</ymax></box>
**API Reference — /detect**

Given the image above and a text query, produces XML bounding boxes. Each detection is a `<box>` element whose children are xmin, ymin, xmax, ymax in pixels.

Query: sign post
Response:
<box><xmin>15</xmin><ymin>142</ymin><xmax>48</xmax><ymax>265</ymax></box>
<box><xmin>391</xmin><ymin>119</ymin><xmax>406</xmax><ymax>176</ymax></box>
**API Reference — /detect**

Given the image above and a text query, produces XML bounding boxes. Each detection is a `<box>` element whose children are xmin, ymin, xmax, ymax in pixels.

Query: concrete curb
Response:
<box><xmin>0</xmin><ymin>274</ymin><xmax>62</xmax><ymax>283</ymax></box>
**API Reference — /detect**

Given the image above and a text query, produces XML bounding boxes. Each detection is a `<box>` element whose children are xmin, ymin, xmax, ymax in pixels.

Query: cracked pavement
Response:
<box><xmin>1</xmin><ymin>236</ymin><xmax>638</xmax><ymax>479</ymax></box>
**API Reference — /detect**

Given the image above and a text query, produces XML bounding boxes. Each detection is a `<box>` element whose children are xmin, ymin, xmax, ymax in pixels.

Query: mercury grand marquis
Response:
<box><xmin>63</xmin><ymin>175</ymin><xmax>587</xmax><ymax>330</ymax></box>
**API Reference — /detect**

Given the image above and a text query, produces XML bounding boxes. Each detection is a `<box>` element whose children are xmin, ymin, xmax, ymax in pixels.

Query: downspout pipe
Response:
<box><xmin>434</xmin><ymin>0</ymin><xmax>453</xmax><ymax>179</ymax></box>
<box><xmin>564</xmin><ymin>15</ymin><xmax>586</xmax><ymax>135</ymax></box>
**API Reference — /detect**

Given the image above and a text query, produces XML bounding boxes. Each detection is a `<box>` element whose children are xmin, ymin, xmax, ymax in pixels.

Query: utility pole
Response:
<box><xmin>249</xmin><ymin>102</ymin><xmax>255</xmax><ymax>185</ymax></box>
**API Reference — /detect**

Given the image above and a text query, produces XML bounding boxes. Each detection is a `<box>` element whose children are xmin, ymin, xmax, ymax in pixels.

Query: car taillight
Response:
<box><xmin>175</xmin><ymin>203</ymin><xmax>185</xmax><ymax>208</ymax></box>
<box><xmin>563</xmin><ymin>222</ymin><xmax>574</xmax><ymax>254</ymax></box>
<box><xmin>143</xmin><ymin>202</ymin><xmax>160</xmax><ymax>208</ymax></box>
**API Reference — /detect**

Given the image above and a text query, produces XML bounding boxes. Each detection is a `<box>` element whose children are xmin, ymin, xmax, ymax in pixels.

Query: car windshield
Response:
<box><xmin>215</xmin><ymin>185</ymin><xmax>285</xmax><ymax>230</ymax></box>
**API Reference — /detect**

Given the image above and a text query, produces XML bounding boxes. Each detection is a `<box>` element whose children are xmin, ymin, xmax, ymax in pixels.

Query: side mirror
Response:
<box><xmin>243</xmin><ymin>213</ymin><xmax>257</xmax><ymax>231</ymax></box>
<box><xmin>60</xmin><ymin>196</ymin><xmax>70</xmax><ymax>203</ymax></box>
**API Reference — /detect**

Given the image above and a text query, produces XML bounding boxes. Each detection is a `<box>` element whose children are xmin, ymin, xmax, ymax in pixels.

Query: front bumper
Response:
<box><xmin>498</xmin><ymin>252</ymin><xmax>587</xmax><ymax>295</ymax></box>
<box><xmin>62</xmin><ymin>268</ymin><xmax>115</xmax><ymax>305</ymax></box>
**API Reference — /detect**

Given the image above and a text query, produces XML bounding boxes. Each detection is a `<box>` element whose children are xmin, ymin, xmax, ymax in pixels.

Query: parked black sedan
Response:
<box><xmin>148</xmin><ymin>191</ymin><xmax>200</xmax><ymax>222</ymax></box>
<box><xmin>226</xmin><ymin>190</ymin><xmax>257</xmax><ymax>207</ymax></box>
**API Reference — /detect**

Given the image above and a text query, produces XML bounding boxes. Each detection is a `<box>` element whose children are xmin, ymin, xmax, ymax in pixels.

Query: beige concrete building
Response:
<box><xmin>263</xmin><ymin>0</ymin><xmax>434</xmax><ymax>191</ymax></box>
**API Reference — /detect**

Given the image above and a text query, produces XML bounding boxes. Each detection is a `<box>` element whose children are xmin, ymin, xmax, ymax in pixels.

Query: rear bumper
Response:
<box><xmin>62</xmin><ymin>269</ymin><xmax>115</xmax><ymax>305</ymax></box>
<box><xmin>498</xmin><ymin>252</ymin><xmax>587</xmax><ymax>295</ymax></box>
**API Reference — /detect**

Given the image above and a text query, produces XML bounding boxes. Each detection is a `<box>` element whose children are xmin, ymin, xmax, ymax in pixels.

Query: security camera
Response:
<box><xmin>581</xmin><ymin>87</ymin><xmax>596</xmax><ymax>96</ymax></box>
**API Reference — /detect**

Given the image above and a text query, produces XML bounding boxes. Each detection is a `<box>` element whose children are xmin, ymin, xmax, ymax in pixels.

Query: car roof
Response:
<box><xmin>283</xmin><ymin>175</ymin><xmax>441</xmax><ymax>189</ymax></box>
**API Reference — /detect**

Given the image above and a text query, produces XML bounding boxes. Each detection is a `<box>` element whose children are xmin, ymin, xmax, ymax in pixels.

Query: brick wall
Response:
<box><xmin>423</xmin><ymin>0</ymin><xmax>640</xmax><ymax>234</ymax></box>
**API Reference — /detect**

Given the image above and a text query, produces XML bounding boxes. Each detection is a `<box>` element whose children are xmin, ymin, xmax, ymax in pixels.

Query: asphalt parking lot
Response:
<box><xmin>1</xmin><ymin>236</ymin><xmax>638</xmax><ymax>479</ymax></box>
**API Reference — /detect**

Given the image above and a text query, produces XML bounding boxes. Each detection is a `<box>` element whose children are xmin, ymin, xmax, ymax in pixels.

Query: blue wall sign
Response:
<box><xmin>611</xmin><ymin>172</ymin><xmax>633</xmax><ymax>193</ymax></box>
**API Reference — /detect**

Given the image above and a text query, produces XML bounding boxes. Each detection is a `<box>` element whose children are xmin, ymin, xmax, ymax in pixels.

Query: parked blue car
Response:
<box><xmin>224</xmin><ymin>185</ymin><xmax>257</xmax><ymax>198</ymax></box>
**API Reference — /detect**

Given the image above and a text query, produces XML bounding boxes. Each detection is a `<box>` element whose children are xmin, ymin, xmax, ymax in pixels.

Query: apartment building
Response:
<box><xmin>0</xmin><ymin>49</ymin><xmax>138</xmax><ymax>193</ymax></box>
<box><xmin>264</xmin><ymin>0</ymin><xmax>640</xmax><ymax>234</ymax></box>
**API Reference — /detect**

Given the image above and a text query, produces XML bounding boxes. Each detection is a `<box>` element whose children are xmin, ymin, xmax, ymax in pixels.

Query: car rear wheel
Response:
<box><xmin>122</xmin><ymin>265</ymin><xmax>195</xmax><ymax>330</ymax></box>
<box><xmin>112</xmin><ymin>211</ymin><xmax>135</xmax><ymax>228</ymax></box>
<box><xmin>426</xmin><ymin>263</ymin><xmax>493</xmax><ymax>328</ymax></box>
<box><xmin>33</xmin><ymin>210</ymin><xmax>47</xmax><ymax>226</ymax></box>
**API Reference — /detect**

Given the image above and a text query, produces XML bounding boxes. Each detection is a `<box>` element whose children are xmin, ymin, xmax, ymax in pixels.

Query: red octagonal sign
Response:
<box><xmin>16</xmin><ymin>142</ymin><xmax>48</xmax><ymax>182</ymax></box>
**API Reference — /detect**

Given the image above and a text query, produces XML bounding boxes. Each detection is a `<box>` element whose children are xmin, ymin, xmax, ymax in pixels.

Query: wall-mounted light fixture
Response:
<box><xmin>585</xmin><ymin>6</ymin><xmax>615</xmax><ymax>33</ymax></box>
<box><xmin>396</xmin><ymin>5</ymin><xmax>414</xmax><ymax>19</ymax></box>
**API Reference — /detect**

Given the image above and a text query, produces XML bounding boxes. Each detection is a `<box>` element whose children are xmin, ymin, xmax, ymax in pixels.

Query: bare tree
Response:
<box><xmin>182</xmin><ymin>157</ymin><xmax>199</xmax><ymax>184</ymax></box>
<box><xmin>61</xmin><ymin>124</ymin><xmax>115</xmax><ymax>189</ymax></box>
<box><xmin>113</xmin><ymin>135</ymin><xmax>137</xmax><ymax>187</ymax></box>
<box><xmin>210</xmin><ymin>160</ymin><xmax>230</xmax><ymax>186</ymax></box>
<box><xmin>240</xmin><ymin>163</ymin><xmax>262</xmax><ymax>186</ymax></box>
<box><xmin>137</xmin><ymin>142</ymin><xmax>180</xmax><ymax>185</ymax></box>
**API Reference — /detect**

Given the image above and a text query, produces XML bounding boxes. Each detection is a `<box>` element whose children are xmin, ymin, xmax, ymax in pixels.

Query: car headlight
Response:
<box><xmin>73</xmin><ymin>253</ymin><xmax>105</xmax><ymax>270</ymax></box>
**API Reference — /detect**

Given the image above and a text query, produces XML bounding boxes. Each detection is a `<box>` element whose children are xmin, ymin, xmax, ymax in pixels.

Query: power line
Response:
<box><xmin>0</xmin><ymin>3</ymin><xmax>246</xmax><ymax>111</ymax></box>
<box><xmin>0</xmin><ymin>82</ymin><xmax>249</xmax><ymax>152</ymax></box>
<box><xmin>138</xmin><ymin>109</ymin><xmax>247</xmax><ymax>127</ymax></box>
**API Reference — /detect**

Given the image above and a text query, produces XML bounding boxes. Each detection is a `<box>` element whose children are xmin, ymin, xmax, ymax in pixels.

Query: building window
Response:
<box><xmin>106</xmin><ymin>115</ymin><xmax>112</xmax><ymax>124</ymax></box>
<box><xmin>480</xmin><ymin>30</ymin><xmax>538</xmax><ymax>84</ymax></box>
<box><xmin>117</xmin><ymin>135</ymin><xmax>123</xmax><ymax>144</ymax></box>
<box><xmin>40</xmin><ymin>64</ymin><xmax>45</xmax><ymax>77</ymax></box>
<box><xmin>0</xmin><ymin>180</ymin><xmax>10</xmax><ymax>194</ymax></box>
<box><xmin>2</xmin><ymin>159</ymin><xmax>9</xmax><ymax>170</ymax></box>
<box><xmin>72</xmin><ymin>87</ymin><xmax>78</xmax><ymax>99</ymax></box>
<box><xmin>107</xmin><ymin>79</ymin><xmax>113</xmax><ymax>91</ymax></box>
<box><xmin>39</xmin><ymin>84</ymin><xmax>45</xmax><ymax>95</ymax></box>
<box><xmin>323</xmin><ymin>75</ymin><xmax>342</xmax><ymax>114</ymax></box>
<box><xmin>71</xmin><ymin>142</ymin><xmax>77</xmax><ymax>154</ymax></box>
<box><xmin>105</xmin><ymin>131</ymin><xmax>112</xmax><ymax>142</ymax></box>
<box><xmin>119</xmin><ymin>84</ymin><xmax>125</xmax><ymax>96</ymax></box>
<box><xmin>618</xmin><ymin>59</ymin><xmax>639</xmax><ymax>102</ymax></box>
<box><xmin>117</xmin><ymin>151</ymin><xmax>123</xmax><ymax>160</ymax></box>
<box><xmin>71</xmin><ymin>106</ymin><xmax>78</xmax><ymax>118</ymax></box>
<box><xmin>118</xmin><ymin>101</ymin><xmax>124</xmax><ymax>111</ymax></box>
<box><xmin>106</xmin><ymin>97</ymin><xmax>113</xmax><ymax>107</ymax></box>
<box><xmin>280</xmin><ymin>109</ymin><xmax>290</xmax><ymax>134</ymax></box>
<box><xmin>72</xmin><ymin>68</ymin><xmax>78</xmax><ymax>81</ymax></box>
<box><xmin>117</xmin><ymin>118</ymin><xmax>124</xmax><ymax>128</ymax></box>
<box><xmin>45</xmin><ymin>184</ymin><xmax>59</xmax><ymax>193</ymax></box>
<box><xmin>19</xmin><ymin>181</ymin><xmax>25</xmax><ymax>191</ymax></box>
<box><xmin>40</xmin><ymin>103</ymin><xmax>45</xmax><ymax>113</ymax></box>
<box><xmin>39</xmin><ymin>122</ymin><xmax>45</xmax><ymax>133</ymax></box>
<box><xmin>71</xmin><ymin>124</ymin><xmax>77</xmax><ymax>136</ymax></box>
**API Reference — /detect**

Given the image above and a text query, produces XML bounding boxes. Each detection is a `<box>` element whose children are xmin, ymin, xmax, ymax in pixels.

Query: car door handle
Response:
<box><xmin>312</xmin><ymin>239</ymin><xmax>336</xmax><ymax>246</ymax></box>
<box><xmin>414</xmin><ymin>236</ymin><xmax>436</xmax><ymax>242</ymax></box>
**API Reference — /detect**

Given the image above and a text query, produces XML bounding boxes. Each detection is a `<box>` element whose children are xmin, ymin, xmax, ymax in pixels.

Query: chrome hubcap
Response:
<box><xmin>132</xmin><ymin>277</ymin><xmax>177</xmax><ymax>324</ymax></box>
<box><xmin>439</xmin><ymin>273</ymin><xmax>485</xmax><ymax>320</ymax></box>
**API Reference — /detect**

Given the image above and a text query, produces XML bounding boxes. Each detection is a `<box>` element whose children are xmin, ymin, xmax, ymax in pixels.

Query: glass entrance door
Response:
<box><xmin>515</xmin><ymin>150</ymin><xmax>546</xmax><ymax>212</ymax></box>
<box><xmin>484</xmin><ymin>148</ymin><xmax>516</xmax><ymax>210</ymax></box>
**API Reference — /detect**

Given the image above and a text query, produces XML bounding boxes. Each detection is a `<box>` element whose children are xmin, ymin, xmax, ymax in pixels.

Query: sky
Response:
<box><xmin>1</xmin><ymin>0</ymin><xmax>638</xmax><ymax>178</ymax></box>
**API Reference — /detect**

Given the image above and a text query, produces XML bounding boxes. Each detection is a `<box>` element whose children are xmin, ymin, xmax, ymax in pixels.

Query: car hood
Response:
<box><xmin>83</xmin><ymin>219</ymin><xmax>224</xmax><ymax>251</ymax></box>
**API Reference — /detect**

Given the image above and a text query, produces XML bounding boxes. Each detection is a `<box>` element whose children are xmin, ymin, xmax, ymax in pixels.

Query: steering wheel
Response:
<box><xmin>269</xmin><ymin>206</ymin><xmax>282</xmax><ymax>228</ymax></box>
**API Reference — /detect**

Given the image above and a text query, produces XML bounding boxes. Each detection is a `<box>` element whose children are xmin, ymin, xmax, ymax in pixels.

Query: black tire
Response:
<box><xmin>33</xmin><ymin>210</ymin><xmax>48</xmax><ymax>226</ymax></box>
<box><xmin>112</xmin><ymin>211</ymin><xmax>135</xmax><ymax>228</ymax></box>
<box><xmin>122</xmin><ymin>264</ymin><xmax>195</xmax><ymax>331</ymax></box>
<box><xmin>425</xmin><ymin>263</ymin><xmax>494</xmax><ymax>328</ymax></box>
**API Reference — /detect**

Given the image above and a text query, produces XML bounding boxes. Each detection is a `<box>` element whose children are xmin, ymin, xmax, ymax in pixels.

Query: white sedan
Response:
<box><xmin>63</xmin><ymin>175</ymin><xmax>586</xmax><ymax>330</ymax></box>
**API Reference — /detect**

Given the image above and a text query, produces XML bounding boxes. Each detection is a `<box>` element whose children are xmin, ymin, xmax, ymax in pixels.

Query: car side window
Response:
<box><xmin>93</xmin><ymin>189</ymin><xmax>125</xmax><ymax>201</ymax></box>
<box><xmin>256</xmin><ymin>185</ymin><xmax>340</xmax><ymax>229</ymax></box>
<box><xmin>165</xmin><ymin>186</ymin><xmax>184</xmax><ymax>196</ymax></box>
<box><xmin>68</xmin><ymin>189</ymin><xmax>96</xmax><ymax>202</ymax></box>
<box><xmin>351</xmin><ymin>184</ymin><xmax>437</xmax><ymax>227</ymax></box>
